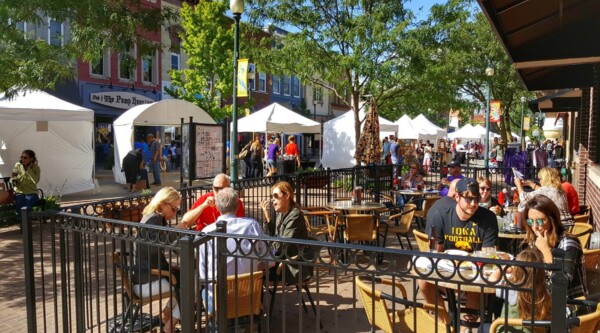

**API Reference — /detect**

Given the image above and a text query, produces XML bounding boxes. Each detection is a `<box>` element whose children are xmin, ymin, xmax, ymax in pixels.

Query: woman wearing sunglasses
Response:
<box><xmin>134</xmin><ymin>187</ymin><xmax>185</xmax><ymax>333</ymax></box>
<box><xmin>522</xmin><ymin>194</ymin><xmax>587</xmax><ymax>299</ymax></box>
<box><xmin>260</xmin><ymin>181</ymin><xmax>313</xmax><ymax>284</ymax></box>
<box><xmin>12</xmin><ymin>149</ymin><xmax>41</xmax><ymax>221</ymax></box>
<box><xmin>477</xmin><ymin>176</ymin><xmax>504</xmax><ymax>216</ymax></box>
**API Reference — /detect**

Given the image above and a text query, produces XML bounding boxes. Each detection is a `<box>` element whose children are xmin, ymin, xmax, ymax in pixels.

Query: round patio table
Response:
<box><xmin>326</xmin><ymin>201</ymin><xmax>385</xmax><ymax>213</ymax></box>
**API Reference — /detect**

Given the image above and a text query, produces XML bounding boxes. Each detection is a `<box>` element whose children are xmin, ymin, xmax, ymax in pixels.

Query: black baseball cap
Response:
<box><xmin>455</xmin><ymin>178</ymin><xmax>480</xmax><ymax>195</ymax></box>
<box><xmin>447</xmin><ymin>161</ymin><xmax>460</xmax><ymax>168</ymax></box>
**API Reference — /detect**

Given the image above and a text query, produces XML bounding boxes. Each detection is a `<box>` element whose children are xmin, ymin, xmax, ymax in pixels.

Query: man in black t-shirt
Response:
<box><xmin>418</xmin><ymin>178</ymin><xmax>498</xmax><ymax>331</ymax></box>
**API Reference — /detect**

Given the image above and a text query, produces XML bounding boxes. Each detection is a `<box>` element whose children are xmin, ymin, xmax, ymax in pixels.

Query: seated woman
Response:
<box><xmin>12</xmin><ymin>149</ymin><xmax>41</xmax><ymax>220</ymax></box>
<box><xmin>477</xmin><ymin>176</ymin><xmax>505</xmax><ymax>216</ymax></box>
<box><xmin>515</xmin><ymin>167</ymin><xmax>572</xmax><ymax>224</ymax></box>
<box><xmin>133</xmin><ymin>187</ymin><xmax>187</xmax><ymax>333</ymax></box>
<box><xmin>260</xmin><ymin>181</ymin><xmax>313</xmax><ymax>284</ymax></box>
<box><xmin>400</xmin><ymin>162</ymin><xmax>422</xmax><ymax>189</ymax></box>
<box><xmin>522</xmin><ymin>194</ymin><xmax>587</xmax><ymax>299</ymax></box>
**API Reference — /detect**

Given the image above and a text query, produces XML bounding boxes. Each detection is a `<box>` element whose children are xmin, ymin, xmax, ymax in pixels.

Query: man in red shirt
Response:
<box><xmin>560</xmin><ymin>175</ymin><xmax>580</xmax><ymax>215</ymax></box>
<box><xmin>181</xmin><ymin>173</ymin><xmax>245</xmax><ymax>231</ymax></box>
<box><xmin>285</xmin><ymin>135</ymin><xmax>301</xmax><ymax>168</ymax></box>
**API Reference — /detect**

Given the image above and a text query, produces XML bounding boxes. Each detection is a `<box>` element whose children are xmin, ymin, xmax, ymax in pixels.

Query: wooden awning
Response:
<box><xmin>477</xmin><ymin>0</ymin><xmax>600</xmax><ymax>90</ymax></box>
<box><xmin>527</xmin><ymin>89</ymin><xmax>582</xmax><ymax>113</ymax></box>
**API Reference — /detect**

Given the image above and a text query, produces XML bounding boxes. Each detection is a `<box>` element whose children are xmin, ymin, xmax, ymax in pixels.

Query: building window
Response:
<box><xmin>314</xmin><ymin>87</ymin><xmax>323</xmax><ymax>103</ymax></box>
<box><xmin>258</xmin><ymin>73</ymin><xmax>266</xmax><ymax>92</ymax></box>
<box><xmin>91</xmin><ymin>49</ymin><xmax>110</xmax><ymax>77</ymax></box>
<box><xmin>118</xmin><ymin>48</ymin><xmax>136</xmax><ymax>81</ymax></box>
<box><xmin>142</xmin><ymin>52</ymin><xmax>155</xmax><ymax>84</ymax></box>
<box><xmin>248</xmin><ymin>63</ymin><xmax>256</xmax><ymax>92</ymax></box>
<box><xmin>283</xmin><ymin>77</ymin><xmax>290</xmax><ymax>96</ymax></box>
<box><xmin>272</xmin><ymin>76</ymin><xmax>280</xmax><ymax>94</ymax></box>
<box><xmin>48</xmin><ymin>18</ymin><xmax>63</xmax><ymax>46</ymax></box>
<box><xmin>170</xmin><ymin>53</ymin><xmax>180</xmax><ymax>70</ymax></box>
<box><xmin>292</xmin><ymin>77</ymin><xmax>300</xmax><ymax>97</ymax></box>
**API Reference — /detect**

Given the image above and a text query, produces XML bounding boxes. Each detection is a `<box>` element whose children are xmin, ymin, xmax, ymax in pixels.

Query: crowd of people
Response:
<box><xmin>240</xmin><ymin>133</ymin><xmax>301</xmax><ymax>178</ymax></box>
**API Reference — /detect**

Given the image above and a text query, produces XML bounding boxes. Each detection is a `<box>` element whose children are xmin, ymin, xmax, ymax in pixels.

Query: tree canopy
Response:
<box><xmin>0</xmin><ymin>0</ymin><xmax>176</xmax><ymax>96</ymax></box>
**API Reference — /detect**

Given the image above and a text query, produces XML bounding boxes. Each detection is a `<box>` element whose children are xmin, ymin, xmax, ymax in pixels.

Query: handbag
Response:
<box><xmin>239</xmin><ymin>148</ymin><xmax>249</xmax><ymax>160</ymax></box>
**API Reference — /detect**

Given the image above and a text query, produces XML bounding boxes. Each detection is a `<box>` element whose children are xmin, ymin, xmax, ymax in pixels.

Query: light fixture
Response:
<box><xmin>101</xmin><ymin>77</ymin><xmax>113</xmax><ymax>89</ymax></box>
<box><xmin>128</xmin><ymin>79</ymin><xmax>135</xmax><ymax>91</ymax></box>
<box><xmin>484</xmin><ymin>66</ymin><xmax>494</xmax><ymax>171</ymax></box>
<box><xmin>229</xmin><ymin>0</ymin><xmax>244</xmax><ymax>181</ymax></box>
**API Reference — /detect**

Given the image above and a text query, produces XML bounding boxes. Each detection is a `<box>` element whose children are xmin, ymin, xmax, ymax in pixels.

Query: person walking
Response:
<box><xmin>147</xmin><ymin>134</ymin><xmax>161</xmax><ymax>186</ymax></box>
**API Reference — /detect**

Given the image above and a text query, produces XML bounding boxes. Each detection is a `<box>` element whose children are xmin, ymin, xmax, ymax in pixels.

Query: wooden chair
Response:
<box><xmin>572</xmin><ymin>222</ymin><xmax>593</xmax><ymax>248</ymax></box>
<box><xmin>302</xmin><ymin>207</ymin><xmax>339</xmax><ymax>242</ymax></box>
<box><xmin>413</xmin><ymin>229</ymin><xmax>431</xmax><ymax>252</ymax></box>
<box><xmin>574</xmin><ymin>213</ymin><xmax>591</xmax><ymax>224</ymax></box>
<box><xmin>355</xmin><ymin>275</ymin><xmax>452</xmax><ymax>333</ymax></box>
<box><xmin>343</xmin><ymin>214</ymin><xmax>378</xmax><ymax>246</ymax></box>
<box><xmin>413</xmin><ymin>196</ymin><xmax>441</xmax><ymax>230</ymax></box>
<box><xmin>583</xmin><ymin>249</ymin><xmax>600</xmax><ymax>271</ymax></box>
<box><xmin>378</xmin><ymin>203</ymin><xmax>417</xmax><ymax>250</ymax></box>
<box><xmin>215</xmin><ymin>271</ymin><xmax>264</xmax><ymax>332</ymax></box>
<box><xmin>111</xmin><ymin>251</ymin><xmax>176</xmax><ymax>331</ymax></box>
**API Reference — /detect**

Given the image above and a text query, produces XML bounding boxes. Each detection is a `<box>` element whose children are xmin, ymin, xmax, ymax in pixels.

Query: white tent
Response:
<box><xmin>447</xmin><ymin>124</ymin><xmax>477</xmax><ymax>140</ymax></box>
<box><xmin>113</xmin><ymin>99</ymin><xmax>215</xmax><ymax>184</ymax></box>
<box><xmin>411</xmin><ymin>114</ymin><xmax>447</xmax><ymax>143</ymax></box>
<box><xmin>394</xmin><ymin>115</ymin><xmax>419</xmax><ymax>139</ymax></box>
<box><xmin>321</xmin><ymin>109</ymin><xmax>398</xmax><ymax>169</ymax></box>
<box><xmin>0</xmin><ymin>90</ymin><xmax>95</xmax><ymax>195</ymax></box>
<box><xmin>236</xmin><ymin>102</ymin><xmax>321</xmax><ymax>134</ymax></box>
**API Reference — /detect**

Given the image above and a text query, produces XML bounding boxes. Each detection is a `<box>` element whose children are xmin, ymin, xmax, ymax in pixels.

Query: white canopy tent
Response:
<box><xmin>411</xmin><ymin>114</ymin><xmax>447</xmax><ymax>144</ymax></box>
<box><xmin>236</xmin><ymin>102</ymin><xmax>321</xmax><ymax>134</ymax></box>
<box><xmin>394</xmin><ymin>115</ymin><xmax>419</xmax><ymax>139</ymax></box>
<box><xmin>447</xmin><ymin>124</ymin><xmax>477</xmax><ymax>140</ymax></box>
<box><xmin>0</xmin><ymin>90</ymin><xmax>95</xmax><ymax>195</ymax></box>
<box><xmin>322</xmin><ymin>109</ymin><xmax>398</xmax><ymax>169</ymax></box>
<box><xmin>113</xmin><ymin>99</ymin><xmax>215</xmax><ymax>184</ymax></box>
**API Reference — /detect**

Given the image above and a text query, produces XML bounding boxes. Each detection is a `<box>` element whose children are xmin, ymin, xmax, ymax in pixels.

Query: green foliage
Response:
<box><xmin>34</xmin><ymin>195</ymin><xmax>61</xmax><ymax>211</ymax></box>
<box><xmin>168</xmin><ymin>1</ymin><xmax>235</xmax><ymax>122</ymax></box>
<box><xmin>140</xmin><ymin>188</ymin><xmax>152</xmax><ymax>196</ymax></box>
<box><xmin>0</xmin><ymin>0</ymin><xmax>176</xmax><ymax>96</ymax></box>
<box><xmin>332</xmin><ymin>178</ymin><xmax>353</xmax><ymax>192</ymax></box>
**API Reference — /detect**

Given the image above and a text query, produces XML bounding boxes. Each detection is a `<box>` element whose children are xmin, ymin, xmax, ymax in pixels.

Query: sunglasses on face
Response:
<box><xmin>410</xmin><ymin>166</ymin><xmax>417</xmax><ymax>169</ymax></box>
<box><xmin>213</xmin><ymin>186</ymin><xmax>223</xmax><ymax>192</ymax></box>
<box><xmin>21</xmin><ymin>156</ymin><xmax>30</xmax><ymax>160</ymax></box>
<box><xmin>271</xmin><ymin>192</ymin><xmax>285</xmax><ymax>200</ymax></box>
<box><xmin>461</xmin><ymin>196</ymin><xmax>480</xmax><ymax>204</ymax></box>
<box><xmin>167</xmin><ymin>203</ymin><xmax>179</xmax><ymax>213</ymax></box>
<box><xmin>526</xmin><ymin>218</ymin><xmax>545</xmax><ymax>227</ymax></box>
<box><xmin>479</xmin><ymin>187</ymin><xmax>491</xmax><ymax>192</ymax></box>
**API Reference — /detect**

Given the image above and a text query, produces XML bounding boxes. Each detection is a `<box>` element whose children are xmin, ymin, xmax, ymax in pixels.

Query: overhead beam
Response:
<box><xmin>514</xmin><ymin>56</ymin><xmax>600</xmax><ymax>69</ymax></box>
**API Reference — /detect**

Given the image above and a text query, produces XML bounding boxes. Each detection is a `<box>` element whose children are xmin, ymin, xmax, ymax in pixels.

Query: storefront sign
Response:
<box><xmin>90</xmin><ymin>91</ymin><xmax>154</xmax><ymax>109</ymax></box>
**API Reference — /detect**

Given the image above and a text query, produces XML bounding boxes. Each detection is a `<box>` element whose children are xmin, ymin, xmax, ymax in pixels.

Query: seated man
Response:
<box><xmin>198</xmin><ymin>187</ymin><xmax>268</xmax><ymax>312</ymax></box>
<box><xmin>419</xmin><ymin>178</ymin><xmax>498</xmax><ymax>331</ymax></box>
<box><xmin>181</xmin><ymin>173</ymin><xmax>244</xmax><ymax>231</ymax></box>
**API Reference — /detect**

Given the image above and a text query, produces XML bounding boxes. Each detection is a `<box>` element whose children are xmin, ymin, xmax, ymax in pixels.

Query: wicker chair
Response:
<box><xmin>215</xmin><ymin>271</ymin><xmax>264</xmax><ymax>331</ymax></box>
<box><xmin>413</xmin><ymin>196</ymin><xmax>441</xmax><ymax>230</ymax></box>
<box><xmin>583</xmin><ymin>249</ymin><xmax>600</xmax><ymax>271</ymax></box>
<box><xmin>412</xmin><ymin>229</ymin><xmax>431</xmax><ymax>252</ymax></box>
<box><xmin>302</xmin><ymin>207</ymin><xmax>339</xmax><ymax>242</ymax></box>
<box><xmin>343</xmin><ymin>214</ymin><xmax>378</xmax><ymax>246</ymax></box>
<box><xmin>572</xmin><ymin>222</ymin><xmax>593</xmax><ymax>248</ymax></box>
<box><xmin>378</xmin><ymin>203</ymin><xmax>417</xmax><ymax>250</ymax></box>
<box><xmin>489</xmin><ymin>299</ymin><xmax>600</xmax><ymax>333</ymax></box>
<box><xmin>356</xmin><ymin>275</ymin><xmax>452</xmax><ymax>333</ymax></box>
<box><xmin>574</xmin><ymin>213</ymin><xmax>591</xmax><ymax>224</ymax></box>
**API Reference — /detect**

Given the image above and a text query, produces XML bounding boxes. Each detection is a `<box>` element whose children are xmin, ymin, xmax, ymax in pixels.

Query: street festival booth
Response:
<box><xmin>394</xmin><ymin>115</ymin><xmax>419</xmax><ymax>140</ymax></box>
<box><xmin>236</xmin><ymin>102</ymin><xmax>321</xmax><ymax>172</ymax></box>
<box><xmin>0</xmin><ymin>90</ymin><xmax>95</xmax><ymax>195</ymax></box>
<box><xmin>113</xmin><ymin>99</ymin><xmax>216</xmax><ymax>184</ymax></box>
<box><xmin>411</xmin><ymin>114</ymin><xmax>447</xmax><ymax>144</ymax></box>
<box><xmin>322</xmin><ymin>108</ymin><xmax>398</xmax><ymax>169</ymax></box>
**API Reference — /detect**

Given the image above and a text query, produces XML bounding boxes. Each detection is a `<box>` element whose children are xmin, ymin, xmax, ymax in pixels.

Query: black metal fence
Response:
<box><xmin>22</xmin><ymin>208</ymin><xmax>579</xmax><ymax>333</ymax></box>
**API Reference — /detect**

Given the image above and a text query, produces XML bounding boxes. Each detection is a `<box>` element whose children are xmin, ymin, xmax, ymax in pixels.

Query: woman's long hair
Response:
<box><xmin>512</xmin><ymin>248</ymin><xmax>552</xmax><ymax>328</ymax></box>
<box><xmin>142</xmin><ymin>186</ymin><xmax>181</xmax><ymax>217</ymax></box>
<box><xmin>522</xmin><ymin>194</ymin><xmax>565</xmax><ymax>248</ymax></box>
<box><xmin>538</xmin><ymin>167</ymin><xmax>564</xmax><ymax>194</ymax></box>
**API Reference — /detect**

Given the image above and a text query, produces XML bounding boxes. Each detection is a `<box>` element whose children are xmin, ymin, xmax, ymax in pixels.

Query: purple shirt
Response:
<box><xmin>267</xmin><ymin>143</ymin><xmax>279</xmax><ymax>160</ymax></box>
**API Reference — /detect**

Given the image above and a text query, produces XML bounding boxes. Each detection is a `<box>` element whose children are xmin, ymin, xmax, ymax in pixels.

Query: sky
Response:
<box><xmin>406</xmin><ymin>0</ymin><xmax>445</xmax><ymax>21</ymax></box>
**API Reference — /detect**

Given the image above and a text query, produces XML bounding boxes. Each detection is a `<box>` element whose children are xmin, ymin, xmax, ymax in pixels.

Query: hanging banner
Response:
<box><xmin>523</xmin><ymin>116</ymin><xmax>531</xmax><ymax>131</ymax></box>
<box><xmin>237</xmin><ymin>58</ymin><xmax>249</xmax><ymax>97</ymax></box>
<box><xmin>490</xmin><ymin>100</ymin><xmax>501</xmax><ymax>123</ymax></box>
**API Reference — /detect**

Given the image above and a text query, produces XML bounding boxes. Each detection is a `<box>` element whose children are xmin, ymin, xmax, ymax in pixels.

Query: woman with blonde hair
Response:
<box><xmin>515</xmin><ymin>167</ymin><xmax>572</xmax><ymax>223</ymax></box>
<box><xmin>133</xmin><ymin>187</ymin><xmax>185</xmax><ymax>333</ymax></box>
<box><xmin>249</xmin><ymin>134</ymin><xmax>264</xmax><ymax>178</ymax></box>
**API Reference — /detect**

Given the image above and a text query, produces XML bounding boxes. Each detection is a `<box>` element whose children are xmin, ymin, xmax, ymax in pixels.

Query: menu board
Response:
<box><xmin>194</xmin><ymin>124</ymin><xmax>224</xmax><ymax>178</ymax></box>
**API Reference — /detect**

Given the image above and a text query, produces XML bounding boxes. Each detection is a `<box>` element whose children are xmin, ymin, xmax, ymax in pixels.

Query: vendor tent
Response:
<box><xmin>448</xmin><ymin>124</ymin><xmax>477</xmax><ymax>140</ymax></box>
<box><xmin>411</xmin><ymin>114</ymin><xmax>447</xmax><ymax>143</ymax></box>
<box><xmin>236</xmin><ymin>102</ymin><xmax>321</xmax><ymax>134</ymax></box>
<box><xmin>113</xmin><ymin>99</ymin><xmax>215</xmax><ymax>184</ymax></box>
<box><xmin>394</xmin><ymin>115</ymin><xmax>419</xmax><ymax>139</ymax></box>
<box><xmin>322</xmin><ymin>109</ymin><xmax>398</xmax><ymax>169</ymax></box>
<box><xmin>0</xmin><ymin>90</ymin><xmax>95</xmax><ymax>195</ymax></box>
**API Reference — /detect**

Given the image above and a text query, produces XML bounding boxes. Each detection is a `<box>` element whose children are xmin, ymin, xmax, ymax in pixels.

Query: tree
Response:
<box><xmin>166</xmin><ymin>1</ymin><xmax>234</xmax><ymax>121</ymax></box>
<box><xmin>245</xmin><ymin>0</ymin><xmax>413</xmax><ymax>153</ymax></box>
<box><xmin>408</xmin><ymin>0</ymin><xmax>533</xmax><ymax>143</ymax></box>
<box><xmin>0</xmin><ymin>0</ymin><xmax>176</xmax><ymax>96</ymax></box>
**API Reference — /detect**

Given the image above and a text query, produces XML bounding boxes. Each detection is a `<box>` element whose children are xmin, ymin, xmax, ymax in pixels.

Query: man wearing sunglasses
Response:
<box><xmin>181</xmin><ymin>173</ymin><xmax>245</xmax><ymax>231</ymax></box>
<box><xmin>420</xmin><ymin>178</ymin><xmax>498</xmax><ymax>330</ymax></box>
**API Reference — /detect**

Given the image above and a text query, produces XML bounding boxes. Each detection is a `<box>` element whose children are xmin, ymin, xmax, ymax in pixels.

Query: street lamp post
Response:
<box><xmin>520</xmin><ymin>96</ymin><xmax>526</xmax><ymax>149</ymax></box>
<box><xmin>484</xmin><ymin>67</ymin><xmax>495</xmax><ymax>171</ymax></box>
<box><xmin>230</xmin><ymin>0</ymin><xmax>243</xmax><ymax>181</ymax></box>
<box><xmin>313</xmin><ymin>98</ymin><xmax>317</xmax><ymax>120</ymax></box>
